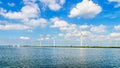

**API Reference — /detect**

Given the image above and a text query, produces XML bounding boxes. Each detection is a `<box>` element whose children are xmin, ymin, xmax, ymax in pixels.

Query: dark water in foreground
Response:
<box><xmin>0</xmin><ymin>47</ymin><xmax>120</xmax><ymax>68</ymax></box>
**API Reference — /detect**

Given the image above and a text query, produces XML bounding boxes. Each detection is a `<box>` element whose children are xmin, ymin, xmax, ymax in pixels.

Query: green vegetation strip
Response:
<box><xmin>23</xmin><ymin>46</ymin><xmax>120</xmax><ymax>48</ymax></box>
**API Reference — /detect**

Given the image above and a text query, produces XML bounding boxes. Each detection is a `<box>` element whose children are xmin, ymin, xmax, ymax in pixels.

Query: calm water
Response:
<box><xmin>0</xmin><ymin>47</ymin><xmax>120</xmax><ymax>68</ymax></box>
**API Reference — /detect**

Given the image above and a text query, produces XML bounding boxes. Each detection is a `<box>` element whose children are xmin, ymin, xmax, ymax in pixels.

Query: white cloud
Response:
<box><xmin>108</xmin><ymin>0</ymin><xmax>120</xmax><ymax>8</ymax></box>
<box><xmin>50</xmin><ymin>17</ymin><xmax>59</xmax><ymax>22</ymax></box>
<box><xmin>45</xmin><ymin>37</ymin><xmax>50</xmax><ymax>40</ymax></box>
<box><xmin>50</xmin><ymin>18</ymin><xmax>109</xmax><ymax>42</ymax></box>
<box><xmin>109</xmin><ymin>32</ymin><xmax>120</xmax><ymax>40</ymax></box>
<box><xmin>8</xmin><ymin>3</ymin><xmax>15</xmax><ymax>7</ymax></box>
<box><xmin>60</xmin><ymin>24</ymin><xmax>77</xmax><ymax>32</ymax></box>
<box><xmin>50</xmin><ymin>17</ymin><xmax>69</xmax><ymax>28</ymax></box>
<box><xmin>59</xmin><ymin>30</ymin><xmax>93</xmax><ymax>40</ymax></box>
<box><xmin>69</xmin><ymin>0</ymin><xmax>102</xmax><ymax>18</ymax></box>
<box><xmin>90</xmin><ymin>24</ymin><xmax>106</xmax><ymax>33</ymax></box>
<box><xmin>40</xmin><ymin>0</ymin><xmax>65</xmax><ymax>11</ymax></box>
<box><xmin>0</xmin><ymin>1</ymin><xmax>48</xmax><ymax>28</ymax></box>
<box><xmin>110</xmin><ymin>32</ymin><xmax>120</xmax><ymax>37</ymax></box>
<box><xmin>0</xmin><ymin>0</ymin><xmax>49</xmax><ymax>29</ymax></box>
<box><xmin>20</xmin><ymin>36</ymin><xmax>30</xmax><ymax>40</ymax></box>
<box><xmin>51</xmin><ymin>18</ymin><xmax>92</xmax><ymax>40</ymax></box>
<box><xmin>79</xmin><ymin>24</ymin><xmax>90</xmax><ymax>29</ymax></box>
<box><xmin>60</xmin><ymin>0</ymin><xmax>65</xmax><ymax>4</ymax></box>
<box><xmin>90</xmin><ymin>34</ymin><xmax>109</xmax><ymax>41</ymax></box>
<box><xmin>23</xmin><ymin>18</ymin><xmax>48</xmax><ymax>28</ymax></box>
<box><xmin>1</xmin><ymin>3</ymin><xmax>40</xmax><ymax>19</ymax></box>
<box><xmin>114</xmin><ymin>25</ymin><xmax>120</xmax><ymax>30</ymax></box>
<box><xmin>23</xmin><ymin>0</ymin><xmax>37</xmax><ymax>4</ymax></box>
<box><xmin>0</xmin><ymin>24</ymin><xmax>29</xmax><ymax>30</ymax></box>
<box><xmin>81</xmin><ymin>31</ymin><xmax>92</xmax><ymax>36</ymax></box>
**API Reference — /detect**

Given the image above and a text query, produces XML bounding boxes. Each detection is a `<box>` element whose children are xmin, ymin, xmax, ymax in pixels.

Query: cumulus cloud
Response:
<box><xmin>90</xmin><ymin>24</ymin><xmax>106</xmax><ymax>33</ymax></box>
<box><xmin>51</xmin><ymin>18</ymin><xmax>96</xmax><ymax>40</ymax></box>
<box><xmin>59</xmin><ymin>30</ymin><xmax>93</xmax><ymax>40</ymax></box>
<box><xmin>114</xmin><ymin>25</ymin><xmax>120</xmax><ymax>30</ymax></box>
<box><xmin>40</xmin><ymin>0</ymin><xmax>65</xmax><ymax>11</ymax></box>
<box><xmin>23</xmin><ymin>18</ymin><xmax>48</xmax><ymax>28</ymax></box>
<box><xmin>110</xmin><ymin>32</ymin><xmax>120</xmax><ymax>37</ymax></box>
<box><xmin>0</xmin><ymin>20</ymin><xmax>30</xmax><ymax>30</ymax></box>
<box><xmin>50</xmin><ymin>18</ymin><xmax>93</xmax><ymax>39</ymax></box>
<box><xmin>0</xmin><ymin>0</ymin><xmax>50</xmax><ymax>29</ymax></box>
<box><xmin>0</xmin><ymin>0</ymin><xmax>39</xmax><ymax>20</ymax></box>
<box><xmin>23</xmin><ymin>0</ymin><xmax>37</xmax><ymax>5</ymax></box>
<box><xmin>108</xmin><ymin>0</ymin><xmax>120</xmax><ymax>8</ymax></box>
<box><xmin>1</xmin><ymin>4</ymin><xmax>40</xmax><ymax>19</ymax></box>
<box><xmin>68</xmin><ymin>0</ymin><xmax>102</xmax><ymax>18</ymax></box>
<box><xmin>50</xmin><ymin>17</ymin><xmax>69</xmax><ymax>28</ymax></box>
<box><xmin>50</xmin><ymin>18</ymin><xmax>109</xmax><ymax>42</ymax></box>
<box><xmin>20</xmin><ymin>36</ymin><xmax>30</xmax><ymax>40</ymax></box>
<box><xmin>79</xmin><ymin>24</ymin><xmax>90</xmax><ymax>29</ymax></box>
<box><xmin>45</xmin><ymin>37</ymin><xmax>50</xmax><ymax>40</ymax></box>
<box><xmin>90</xmin><ymin>34</ymin><xmax>109</xmax><ymax>41</ymax></box>
<box><xmin>60</xmin><ymin>24</ymin><xmax>77</xmax><ymax>32</ymax></box>
<box><xmin>0</xmin><ymin>24</ymin><xmax>29</xmax><ymax>30</ymax></box>
<box><xmin>110</xmin><ymin>32</ymin><xmax>120</xmax><ymax>40</ymax></box>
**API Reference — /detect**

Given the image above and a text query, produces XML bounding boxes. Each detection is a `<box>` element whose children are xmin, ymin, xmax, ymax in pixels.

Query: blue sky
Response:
<box><xmin>0</xmin><ymin>0</ymin><xmax>120</xmax><ymax>46</ymax></box>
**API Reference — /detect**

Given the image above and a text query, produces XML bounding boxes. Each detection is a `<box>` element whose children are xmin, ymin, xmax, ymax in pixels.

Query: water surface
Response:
<box><xmin>0</xmin><ymin>47</ymin><xmax>120</xmax><ymax>68</ymax></box>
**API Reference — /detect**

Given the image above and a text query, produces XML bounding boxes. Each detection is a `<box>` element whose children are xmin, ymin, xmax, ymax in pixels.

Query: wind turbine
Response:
<box><xmin>39</xmin><ymin>35</ymin><xmax>43</xmax><ymax>46</ymax></box>
<box><xmin>52</xmin><ymin>37</ymin><xmax>56</xmax><ymax>47</ymax></box>
<box><xmin>40</xmin><ymin>39</ymin><xmax>41</xmax><ymax>46</ymax></box>
<box><xmin>80</xmin><ymin>32</ymin><xmax>83</xmax><ymax>46</ymax></box>
<box><xmin>53</xmin><ymin>38</ymin><xmax>56</xmax><ymax>47</ymax></box>
<box><xmin>51</xmin><ymin>32</ymin><xmax>58</xmax><ymax>47</ymax></box>
<box><xmin>40</xmin><ymin>38</ymin><xmax>43</xmax><ymax>46</ymax></box>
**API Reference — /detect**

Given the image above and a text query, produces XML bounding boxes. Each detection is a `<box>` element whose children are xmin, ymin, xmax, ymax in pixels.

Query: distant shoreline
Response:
<box><xmin>22</xmin><ymin>46</ymin><xmax>120</xmax><ymax>48</ymax></box>
<box><xmin>1</xmin><ymin>45</ymin><xmax>120</xmax><ymax>48</ymax></box>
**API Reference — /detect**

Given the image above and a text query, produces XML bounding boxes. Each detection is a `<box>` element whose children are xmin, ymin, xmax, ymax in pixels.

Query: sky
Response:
<box><xmin>0</xmin><ymin>0</ymin><xmax>120</xmax><ymax>46</ymax></box>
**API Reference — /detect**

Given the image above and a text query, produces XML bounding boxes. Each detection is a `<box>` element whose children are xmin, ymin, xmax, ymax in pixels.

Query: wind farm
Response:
<box><xmin>0</xmin><ymin>0</ymin><xmax>120</xmax><ymax>68</ymax></box>
<box><xmin>20</xmin><ymin>32</ymin><xmax>120</xmax><ymax>48</ymax></box>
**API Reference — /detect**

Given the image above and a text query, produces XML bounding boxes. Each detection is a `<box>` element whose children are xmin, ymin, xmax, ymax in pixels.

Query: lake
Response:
<box><xmin>0</xmin><ymin>47</ymin><xmax>120</xmax><ymax>68</ymax></box>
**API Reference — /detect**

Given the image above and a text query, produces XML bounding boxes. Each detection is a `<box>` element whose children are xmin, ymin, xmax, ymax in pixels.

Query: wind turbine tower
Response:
<box><xmin>53</xmin><ymin>38</ymin><xmax>55</xmax><ymax>46</ymax></box>
<box><xmin>39</xmin><ymin>36</ymin><xmax>43</xmax><ymax>46</ymax></box>
<box><xmin>80</xmin><ymin>32</ymin><xmax>83</xmax><ymax>46</ymax></box>
<box><xmin>40</xmin><ymin>38</ymin><xmax>43</xmax><ymax>46</ymax></box>
<box><xmin>52</xmin><ymin>36</ymin><xmax>56</xmax><ymax>46</ymax></box>
<box><xmin>40</xmin><ymin>39</ymin><xmax>42</xmax><ymax>46</ymax></box>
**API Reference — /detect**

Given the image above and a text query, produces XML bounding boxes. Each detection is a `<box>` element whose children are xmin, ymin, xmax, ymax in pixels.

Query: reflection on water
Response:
<box><xmin>0</xmin><ymin>47</ymin><xmax>120</xmax><ymax>68</ymax></box>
